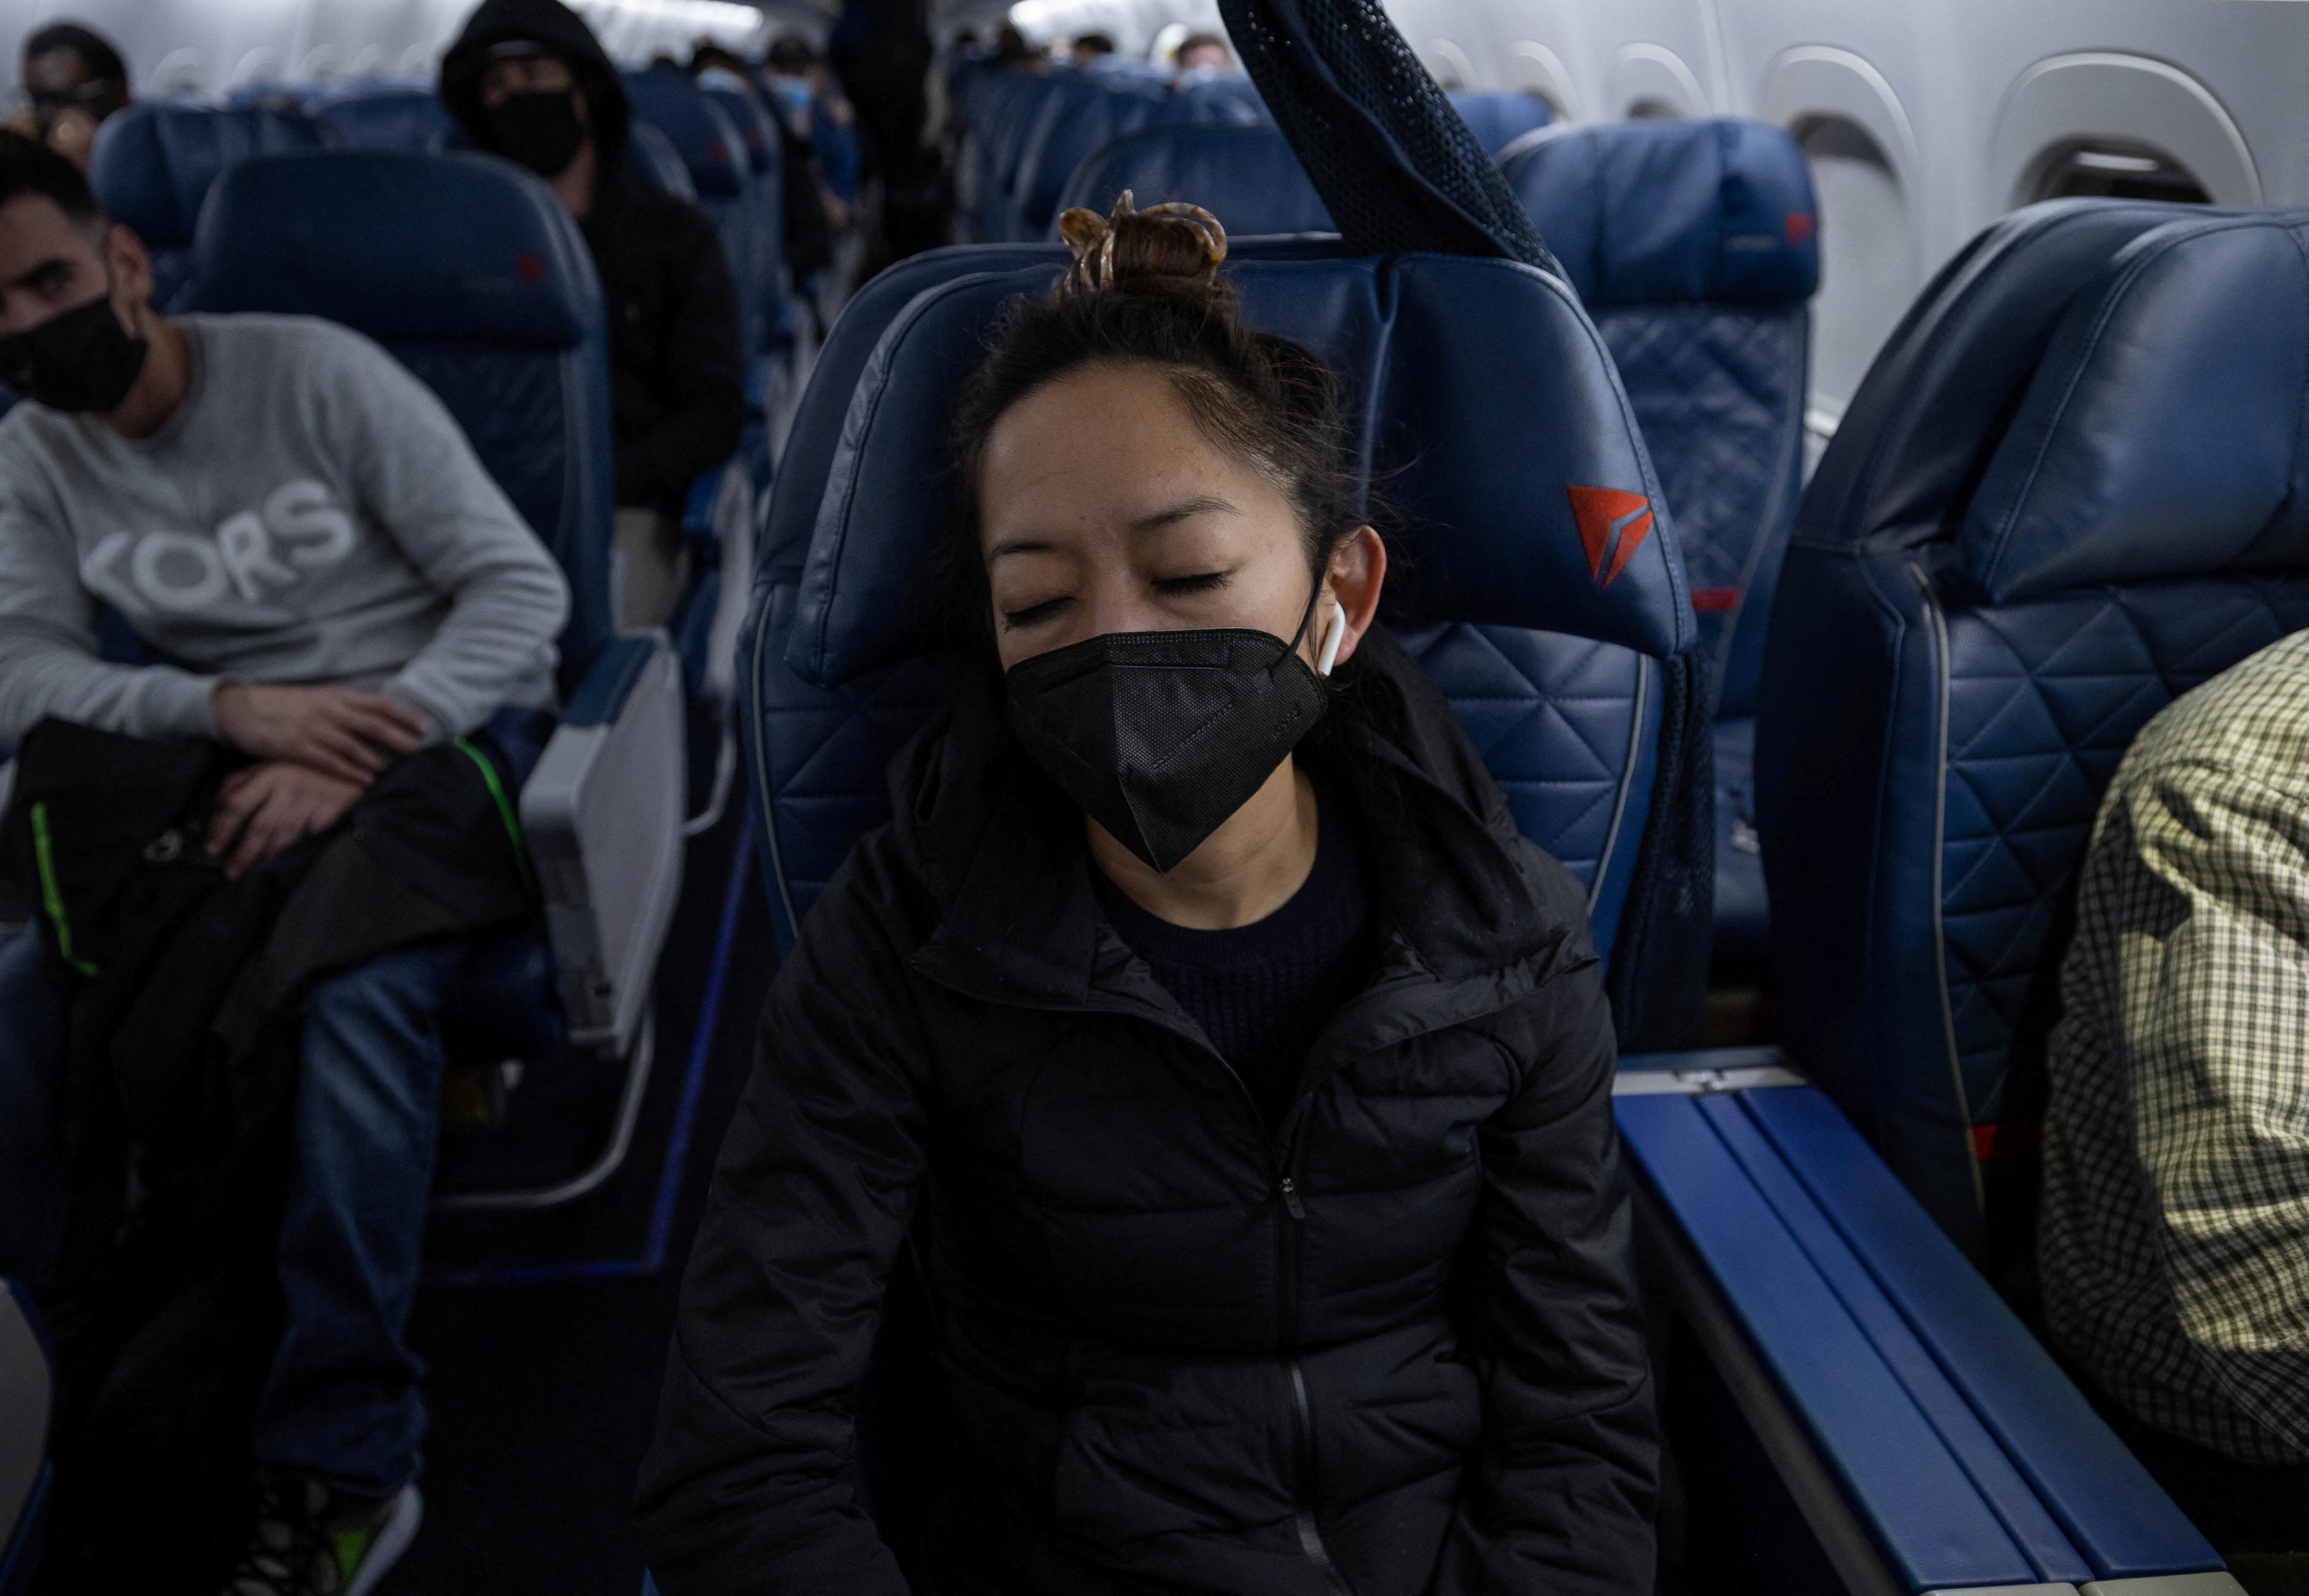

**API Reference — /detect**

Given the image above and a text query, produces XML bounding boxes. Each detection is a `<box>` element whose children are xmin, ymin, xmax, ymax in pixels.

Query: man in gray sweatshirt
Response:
<box><xmin>0</xmin><ymin>131</ymin><xmax>569</xmax><ymax>1594</ymax></box>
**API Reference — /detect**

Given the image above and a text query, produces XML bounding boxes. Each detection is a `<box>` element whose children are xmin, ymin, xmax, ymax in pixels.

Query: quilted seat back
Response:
<box><xmin>1501</xmin><ymin>117</ymin><xmax>1816</xmax><ymax>716</ymax></box>
<box><xmin>1056</xmin><ymin>123</ymin><xmax>1333</xmax><ymax>236</ymax></box>
<box><xmin>192</xmin><ymin>149</ymin><xmax>616</xmax><ymax>681</ymax></box>
<box><xmin>1755</xmin><ymin>201</ymin><xmax>2309</xmax><ymax>1255</ymax></box>
<box><xmin>88</xmin><ymin>101</ymin><xmax>322</xmax><ymax>312</ymax></box>
<box><xmin>743</xmin><ymin>243</ymin><xmax>1707</xmax><ymax>1045</ymax></box>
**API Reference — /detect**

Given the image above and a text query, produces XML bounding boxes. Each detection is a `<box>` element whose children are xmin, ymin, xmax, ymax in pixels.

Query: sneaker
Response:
<box><xmin>222</xmin><ymin>1477</ymin><xmax>424</xmax><ymax>1596</ymax></box>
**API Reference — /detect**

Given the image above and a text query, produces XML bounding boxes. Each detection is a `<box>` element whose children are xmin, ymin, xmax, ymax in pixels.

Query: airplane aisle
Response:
<box><xmin>383</xmin><ymin>796</ymin><xmax>778</xmax><ymax>1594</ymax></box>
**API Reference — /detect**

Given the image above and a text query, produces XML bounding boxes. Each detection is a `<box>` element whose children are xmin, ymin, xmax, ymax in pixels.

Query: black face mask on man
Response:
<box><xmin>0</xmin><ymin>292</ymin><xmax>148</xmax><ymax>414</ymax></box>
<box><xmin>487</xmin><ymin>90</ymin><xmax>588</xmax><ymax>177</ymax></box>
<box><xmin>1006</xmin><ymin>591</ymin><xmax>1351</xmax><ymax>873</ymax></box>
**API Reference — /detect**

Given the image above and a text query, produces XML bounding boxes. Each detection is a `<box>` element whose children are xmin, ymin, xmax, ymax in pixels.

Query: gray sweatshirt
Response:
<box><xmin>0</xmin><ymin>313</ymin><xmax>571</xmax><ymax>744</ymax></box>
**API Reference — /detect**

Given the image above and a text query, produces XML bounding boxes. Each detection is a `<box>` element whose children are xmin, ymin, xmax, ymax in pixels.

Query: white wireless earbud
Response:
<box><xmin>1317</xmin><ymin>598</ymin><xmax>1349</xmax><ymax>677</ymax></box>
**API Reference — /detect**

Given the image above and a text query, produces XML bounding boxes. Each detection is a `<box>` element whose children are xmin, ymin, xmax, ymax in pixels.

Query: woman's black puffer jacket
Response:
<box><xmin>637</xmin><ymin>627</ymin><xmax>1659</xmax><ymax>1594</ymax></box>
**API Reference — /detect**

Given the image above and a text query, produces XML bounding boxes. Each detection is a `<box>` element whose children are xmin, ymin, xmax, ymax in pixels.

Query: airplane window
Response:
<box><xmin>1796</xmin><ymin>113</ymin><xmax>1914</xmax><ymax>423</ymax></box>
<box><xmin>1426</xmin><ymin>40</ymin><xmax>1475</xmax><ymax>92</ymax></box>
<box><xmin>2028</xmin><ymin>140</ymin><xmax>2211</xmax><ymax>205</ymax></box>
<box><xmin>1627</xmin><ymin>98</ymin><xmax>1680</xmax><ymax>120</ymax></box>
<box><xmin>149</xmin><ymin>47</ymin><xmax>208</xmax><ymax>95</ymax></box>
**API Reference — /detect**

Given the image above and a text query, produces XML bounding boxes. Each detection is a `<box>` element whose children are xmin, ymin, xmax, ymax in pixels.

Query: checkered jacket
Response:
<box><xmin>2040</xmin><ymin>628</ymin><xmax>2309</xmax><ymax>1465</ymax></box>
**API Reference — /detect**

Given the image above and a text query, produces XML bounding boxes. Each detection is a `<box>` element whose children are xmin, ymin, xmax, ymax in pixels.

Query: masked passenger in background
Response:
<box><xmin>440</xmin><ymin>0</ymin><xmax>744</xmax><ymax>632</ymax></box>
<box><xmin>3</xmin><ymin>22</ymin><xmax>130</xmax><ymax>172</ymax></box>
<box><xmin>637</xmin><ymin>194</ymin><xmax>1659</xmax><ymax>1596</ymax></box>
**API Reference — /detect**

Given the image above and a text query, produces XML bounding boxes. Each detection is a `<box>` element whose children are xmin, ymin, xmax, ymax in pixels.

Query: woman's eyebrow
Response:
<box><xmin>1130</xmin><ymin>495</ymin><xmax>1237</xmax><ymax>532</ymax></box>
<box><xmin>986</xmin><ymin>537</ymin><xmax>1055</xmax><ymax>563</ymax></box>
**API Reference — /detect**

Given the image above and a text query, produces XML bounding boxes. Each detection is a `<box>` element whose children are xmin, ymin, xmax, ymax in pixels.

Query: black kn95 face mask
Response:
<box><xmin>1005</xmin><ymin>596</ymin><xmax>1351</xmax><ymax>874</ymax></box>
<box><xmin>0</xmin><ymin>293</ymin><xmax>149</xmax><ymax>414</ymax></box>
<box><xmin>488</xmin><ymin>90</ymin><xmax>588</xmax><ymax>177</ymax></box>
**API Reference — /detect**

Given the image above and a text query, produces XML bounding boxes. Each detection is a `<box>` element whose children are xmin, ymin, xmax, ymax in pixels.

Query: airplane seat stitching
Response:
<box><xmin>1908</xmin><ymin>563</ymin><xmax>1985</xmax><ymax>1218</ymax></box>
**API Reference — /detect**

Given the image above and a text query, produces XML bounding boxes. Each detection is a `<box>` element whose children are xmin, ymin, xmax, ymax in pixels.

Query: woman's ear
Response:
<box><xmin>1321</xmin><ymin>526</ymin><xmax>1386</xmax><ymax>669</ymax></box>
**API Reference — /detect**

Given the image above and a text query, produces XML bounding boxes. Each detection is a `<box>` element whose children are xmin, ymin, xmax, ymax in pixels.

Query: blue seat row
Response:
<box><xmin>89</xmin><ymin>91</ymin><xmax>773</xmax><ymax>709</ymax></box>
<box><xmin>1613</xmin><ymin>200</ymin><xmax>2306</xmax><ymax>1595</ymax></box>
<box><xmin>1500</xmin><ymin>118</ymin><xmax>1817</xmax><ymax>967</ymax></box>
<box><xmin>1762</xmin><ymin>199</ymin><xmax>2309</xmax><ymax>1253</ymax></box>
<box><xmin>960</xmin><ymin>65</ymin><xmax>1273</xmax><ymax>243</ymax></box>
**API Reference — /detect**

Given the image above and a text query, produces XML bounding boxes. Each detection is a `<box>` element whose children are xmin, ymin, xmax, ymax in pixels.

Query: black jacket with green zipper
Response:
<box><xmin>638</xmin><ymin>627</ymin><xmax>1659</xmax><ymax>1596</ymax></box>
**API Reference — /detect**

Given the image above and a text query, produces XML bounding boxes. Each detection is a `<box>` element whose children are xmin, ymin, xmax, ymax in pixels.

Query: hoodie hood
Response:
<box><xmin>440</xmin><ymin>0</ymin><xmax>631</xmax><ymax>168</ymax></box>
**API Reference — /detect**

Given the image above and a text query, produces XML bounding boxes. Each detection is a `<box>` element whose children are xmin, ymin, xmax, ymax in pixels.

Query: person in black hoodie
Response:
<box><xmin>440</xmin><ymin>0</ymin><xmax>744</xmax><ymax>627</ymax></box>
<box><xmin>636</xmin><ymin>196</ymin><xmax>1659</xmax><ymax>1594</ymax></box>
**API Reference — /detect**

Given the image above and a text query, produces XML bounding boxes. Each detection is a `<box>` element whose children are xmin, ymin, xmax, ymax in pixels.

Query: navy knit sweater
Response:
<box><xmin>1093</xmin><ymin>790</ymin><xmax>1373</xmax><ymax>1129</ymax></box>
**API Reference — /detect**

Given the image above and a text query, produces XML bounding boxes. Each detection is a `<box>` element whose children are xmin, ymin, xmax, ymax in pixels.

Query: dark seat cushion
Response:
<box><xmin>1056</xmin><ymin>122</ymin><xmax>1332</xmax><ymax>236</ymax></box>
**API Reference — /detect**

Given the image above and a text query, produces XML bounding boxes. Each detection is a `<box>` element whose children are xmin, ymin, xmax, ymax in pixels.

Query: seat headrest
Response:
<box><xmin>622</xmin><ymin>70</ymin><xmax>747</xmax><ymax>198</ymax></box>
<box><xmin>1173</xmin><ymin>74</ymin><xmax>1270</xmax><ymax>123</ymax></box>
<box><xmin>1445</xmin><ymin>90</ymin><xmax>1549</xmax><ymax>157</ymax></box>
<box><xmin>306</xmin><ymin>89</ymin><xmax>457</xmax><ymax>152</ymax></box>
<box><xmin>626</xmin><ymin>122</ymin><xmax>697</xmax><ymax>200</ymax></box>
<box><xmin>1054</xmin><ymin>123</ymin><xmax>1333</xmax><ymax>238</ymax></box>
<box><xmin>761</xmin><ymin>238</ymin><xmax>1354</xmax><ymax>590</ymax></box>
<box><xmin>190</xmin><ymin>149</ymin><xmax>601</xmax><ymax>350</ymax></box>
<box><xmin>1960</xmin><ymin>211</ymin><xmax>2309</xmax><ymax>601</ymax></box>
<box><xmin>1799</xmin><ymin>199</ymin><xmax>2204</xmax><ymax>554</ymax></box>
<box><xmin>786</xmin><ymin>252</ymin><xmax>1694</xmax><ymax>686</ymax></box>
<box><xmin>1498</xmin><ymin>117</ymin><xmax>1816</xmax><ymax>308</ymax></box>
<box><xmin>89</xmin><ymin>100</ymin><xmax>322</xmax><ymax>249</ymax></box>
<box><xmin>700</xmin><ymin>84</ymin><xmax>778</xmax><ymax>176</ymax></box>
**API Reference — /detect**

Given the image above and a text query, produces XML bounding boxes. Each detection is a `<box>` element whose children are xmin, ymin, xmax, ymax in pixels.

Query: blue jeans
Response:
<box><xmin>0</xmin><ymin>924</ymin><xmax>460</xmax><ymax>1497</ymax></box>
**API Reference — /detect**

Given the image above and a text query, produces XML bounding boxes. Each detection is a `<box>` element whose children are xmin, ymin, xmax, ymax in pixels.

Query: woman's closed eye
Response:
<box><xmin>1001</xmin><ymin>594</ymin><xmax>1072</xmax><ymax>630</ymax></box>
<box><xmin>1153</xmin><ymin>571</ymin><xmax>1229</xmax><ymax>597</ymax></box>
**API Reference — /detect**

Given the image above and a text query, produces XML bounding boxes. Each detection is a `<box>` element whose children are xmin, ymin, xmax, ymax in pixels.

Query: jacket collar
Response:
<box><xmin>899</xmin><ymin>628</ymin><xmax>1580</xmax><ymax>1012</ymax></box>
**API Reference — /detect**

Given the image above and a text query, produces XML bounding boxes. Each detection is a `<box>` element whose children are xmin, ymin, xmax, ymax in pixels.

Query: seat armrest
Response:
<box><xmin>1617</xmin><ymin>1080</ymin><xmax>2237</xmax><ymax>1595</ymax></box>
<box><xmin>521</xmin><ymin>632</ymin><xmax>686</xmax><ymax>1056</ymax></box>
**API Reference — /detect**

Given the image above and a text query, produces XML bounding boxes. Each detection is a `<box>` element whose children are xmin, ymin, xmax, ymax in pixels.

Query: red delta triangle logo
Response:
<box><xmin>1566</xmin><ymin>485</ymin><xmax>1654</xmax><ymax>588</ymax></box>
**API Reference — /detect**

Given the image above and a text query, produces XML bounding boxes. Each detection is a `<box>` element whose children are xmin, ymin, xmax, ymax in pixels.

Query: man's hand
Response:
<box><xmin>211</xmin><ymin>683</ymin><xmax>427</xmax><ymax>784</ymax></box>
<box><xmin>207</xmin><ymin>762</ymin><xmax>364</xmax><ymax>879</ymax></box>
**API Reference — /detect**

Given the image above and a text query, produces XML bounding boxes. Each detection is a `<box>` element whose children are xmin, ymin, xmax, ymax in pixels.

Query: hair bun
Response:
<box><xmin>1056</xmin><ymin>190</ymin><xmax>1229</xmax><ymax>296</ymax></box>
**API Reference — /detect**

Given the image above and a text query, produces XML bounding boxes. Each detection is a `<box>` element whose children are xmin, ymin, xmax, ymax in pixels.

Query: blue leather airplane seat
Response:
<box><xmin>1503</xmin><ymin>117</ymin><xmax>1817</xmax><ymax>968</ymax></box>
<box><xmin>1011</xmin><ymin>76</ymin><xmax>1272</xmax><ymax>244</ymax></box>
<box><xmin>1055</xmin><ymin>122</ymin><xmax>1332</xmax><ymax>236</ymax></box>
<box><xmin>1758</xmin><ymin>200</ymin><xmax>2309</xmax><ymax>1254</ymax></box>
<box><xmin>967</xmin><ymin>70</ymin><xmax>1071</xmax><ymax>241</ymax></box>
<box><xmin>741</xmin><ymin>242</ymin><xmax>1705</xmax><ymax>1052</ymax></box>
<box><xmin>305</xmin><ymin>87</ymin><xmax>457</xmax><ymax>150</ymax></box>
<box><xmin>623</xmin><ymin>68</ymin><xmax>768</xmax><ymax>355</ymax></box>
<box><xmin>1000</xmin><ymin>71</ymin><xmax>1175</xmax><ymax>242</ymax></box>
<box><xmin>0</xmin><ymin>1278</ymin><xmax>51</xmax><ymax>1596</ymax></box>
<box><xmin>1174</xmin><ymin>72</ymin><xmax>1270</xmax><ymax>123</ymax></box>
<box><xmin>625</xmin><ymin>121</ymin><xmax>696</xmax><ymax>200</ymax></box>
<box><xmin>699</xmin><ymin>81</ymin><xmax>787</xmax><ymax>350</ymax></box>
<box><xmin>193</xmin><ymin>150</ymin><xmax>687</xmax><ymax>1188</ymax></box>
<box><xmin>86</xmin><ymin>101</ymin><xmax>321</xmax><ymax>311</ymax></box>
<box><xmin>1445</xmin><ymin>89</ymin><xmax>1548</xmax><ymax>156</ymax></box>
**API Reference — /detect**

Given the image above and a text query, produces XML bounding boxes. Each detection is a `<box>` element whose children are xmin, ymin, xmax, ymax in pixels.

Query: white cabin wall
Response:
<box><xmin>1413</xmin><ymin>0</ymin><xmax>2309</xmax><ymax>424</ymax></box>
<box><xmin>0</xmin><ymin>0</ymin><xmax>818</xmax><ymax>97</ymax></box>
